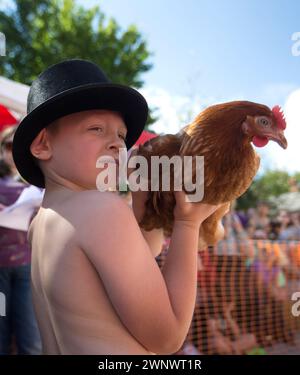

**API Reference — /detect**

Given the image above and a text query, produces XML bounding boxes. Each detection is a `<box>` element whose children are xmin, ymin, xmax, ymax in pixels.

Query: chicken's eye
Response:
<box><xmin>256</xmin><ymin>117</ymin><xmax>270</xmax><ymax>127</ymax></box>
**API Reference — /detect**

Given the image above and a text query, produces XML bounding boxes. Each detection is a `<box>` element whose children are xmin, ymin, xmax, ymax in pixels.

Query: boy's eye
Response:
<box><xmin>89</xmin><ymin>126</ymin><xmax>104</xmax><ymax>133</ymax></box>
<box><xmin>119</xmin><ymin>134</ymin><xmax>127</xmax><ymax>141</ymax></box>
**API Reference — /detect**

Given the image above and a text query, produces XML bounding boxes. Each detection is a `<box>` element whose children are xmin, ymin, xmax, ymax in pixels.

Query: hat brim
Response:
<box><xmin>13</xmin><ymin>83</ymin><xmax>148</xmax><ymax>187</ymax></box>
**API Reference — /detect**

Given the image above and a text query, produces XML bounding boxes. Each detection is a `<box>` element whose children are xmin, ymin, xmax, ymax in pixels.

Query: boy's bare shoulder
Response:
<box><xmin>71</xmin><ymin>190</ymin><xmax>139</xmax><ymax>254</ymax></box>
<box><xmin>69</xmin><ymin>190</ymin><xmax>130</xmax><ymax>221</ymax></box>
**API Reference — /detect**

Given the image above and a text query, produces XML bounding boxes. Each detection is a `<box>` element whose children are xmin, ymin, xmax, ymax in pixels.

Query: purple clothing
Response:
<box><xmin>0</xmin><ymin>177</ymin><xmax>31</xmax><ymax>267</ymax></box>
<box><xmin>236</xmin><ymin>212</ymin><xmax>249</xmax><ymax>229</ymax></box>
<box><xmin>251</xmin><ymin>259</ymin><xmax>280</xmax><ymax>285</ymax></box>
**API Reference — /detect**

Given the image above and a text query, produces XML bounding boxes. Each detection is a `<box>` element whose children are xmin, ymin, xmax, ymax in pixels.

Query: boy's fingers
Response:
<box><xmin>174</xmin><ymin>190</ymin><xmax>186</xmax><ymax>204</ymax></box>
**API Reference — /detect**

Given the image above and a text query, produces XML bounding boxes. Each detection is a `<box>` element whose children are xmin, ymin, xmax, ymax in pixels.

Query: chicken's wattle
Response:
<box><xmin>252</xmin><ymin>136</ymin><xmax>269</xmax><ymax>147</ymax></box>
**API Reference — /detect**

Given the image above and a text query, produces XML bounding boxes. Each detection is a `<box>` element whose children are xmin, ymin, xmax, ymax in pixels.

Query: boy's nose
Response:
<box><xmin>107</xmin><ymin>135</ymin><xmax>125</xmax><ymax>151</ymax></box>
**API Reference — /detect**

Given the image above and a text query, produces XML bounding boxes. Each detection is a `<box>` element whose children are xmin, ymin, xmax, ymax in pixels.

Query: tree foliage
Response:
<box><xmin>0</xmin><ymin>0</ymin><xmax>156</xmax><ymax>125</ymax></box>
<box><xmin>237</xmin><ymin>170</ymin><xmax>299</xmax><ymax>210</ymax></box>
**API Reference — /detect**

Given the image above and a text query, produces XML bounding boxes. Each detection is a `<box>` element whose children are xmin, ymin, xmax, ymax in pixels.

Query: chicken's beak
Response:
<box><xmin>267</xmin><ymin>130</ymin><xmax>288</xmax><ymax>149</ymax></box>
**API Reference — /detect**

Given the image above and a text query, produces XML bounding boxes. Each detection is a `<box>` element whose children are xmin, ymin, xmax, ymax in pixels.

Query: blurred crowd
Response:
<box><xmin>235</xmin><ymin>201</ymin><xmax>300</xmax><ymax>242</ymax></box>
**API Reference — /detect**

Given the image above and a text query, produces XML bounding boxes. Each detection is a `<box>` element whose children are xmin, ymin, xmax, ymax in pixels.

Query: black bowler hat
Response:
<box><xmin>12</xmin><ymin>59</ymin><xmax>148</xmax><ymax>187</ymax></box>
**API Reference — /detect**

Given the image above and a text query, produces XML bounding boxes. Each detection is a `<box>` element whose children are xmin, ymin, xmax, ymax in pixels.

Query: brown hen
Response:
<box><xmin>135</xmin><ymin>101</ymin><xmax>287</xmax><ymax>249</ymax></box>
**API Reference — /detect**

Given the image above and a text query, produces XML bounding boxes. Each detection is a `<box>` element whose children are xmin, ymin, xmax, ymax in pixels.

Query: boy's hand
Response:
<box><xmin>174</xmin><ymin>191</ymin><xmax>220</xmax><ymax>227</ymax></box>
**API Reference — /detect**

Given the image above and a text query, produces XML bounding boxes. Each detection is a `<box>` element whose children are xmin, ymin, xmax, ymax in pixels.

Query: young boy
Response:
<box><xmin>12</xmin><ymin>59</ymin><xmax>219</xmax><ymax>354</ymax></box>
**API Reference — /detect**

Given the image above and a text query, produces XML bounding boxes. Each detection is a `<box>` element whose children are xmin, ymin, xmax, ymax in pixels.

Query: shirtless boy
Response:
<box><xmin>12</xmin><ymin>59</ymin><xmax>219</xmax><ymax>354</ymax></box>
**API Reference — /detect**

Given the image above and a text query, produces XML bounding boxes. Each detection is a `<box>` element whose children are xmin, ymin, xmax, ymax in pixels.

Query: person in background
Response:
<box><xmin>0</xmin><ymin>126</ymin><xmax>41</xmax><ymax>355</ymax></box>
<box><xmin>269</xmin><ymin>220</ymin><xmax>282</xmax><ymax>241</ymax></box>
<box><xmin>217</xmin><ymin>201</ymin><xmax>249</xmax><ymax>256</ymax></box>
<box><xmin>247</xmin><ymin>201</ymin><xmax>270</xmax><ymax>239</ymax></box>
<box><xmin>208</xmin><ymin>299</ymin><xmax>257</xmax><ymax>355</ymax></box>
<box><xmin>277</xmin><ymin>210</ymin><xmax>290</xmax><ymax>238</ymax></box>
<box><xmin>279</xmin><ymin>211</ymin><xmax>300</xmax><ymax>241</ymax></box>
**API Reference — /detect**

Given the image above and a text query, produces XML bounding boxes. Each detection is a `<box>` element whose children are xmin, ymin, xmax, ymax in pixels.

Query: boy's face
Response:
<box><xmin>38</xmin><ymin>109</ymin><xmax>127</xmax><ymax>190</ymax></box>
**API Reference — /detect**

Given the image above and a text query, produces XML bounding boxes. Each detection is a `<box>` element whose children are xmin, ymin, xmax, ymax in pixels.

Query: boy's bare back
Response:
<box><xmin>29</xmin><ymin>190</ymin><xmax>154</xmax><ymax>354</ymax></box>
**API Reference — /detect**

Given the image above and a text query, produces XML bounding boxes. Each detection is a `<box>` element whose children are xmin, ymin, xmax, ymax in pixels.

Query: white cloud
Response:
<box><xmin>255</xmin><ymin>83</ymin><xmax>297</xmax><ymax>106</ymax></box>
<box><xmin>141</xmin><ymin>86</ymin><xmax>197</xmax><ymax>134</ymax></box>
<box><xmin>141</xmin><ymin>86</ymin><xmax>234</xmax><ymax>134</ymax></box>
<box><xmin>264</xmin><ymin>89</ymin><xmax>300</xmax><ymax>173</ymax></box>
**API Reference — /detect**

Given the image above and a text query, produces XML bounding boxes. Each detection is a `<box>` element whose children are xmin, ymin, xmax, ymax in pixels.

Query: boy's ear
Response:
<box><xmin>30</xmin><ymin>128</ymin><xmax>52</xmax><ymax>161</ymax></box>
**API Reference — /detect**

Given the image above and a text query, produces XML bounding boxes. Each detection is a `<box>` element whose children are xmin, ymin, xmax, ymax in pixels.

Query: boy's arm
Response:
<box><xmin>140</xmin><ymin>228</ymin><xmax>164</xmax><ymax>258</ymax></box>
<box><xmin>79</xmin><ymin>192</ymin><xmax>218</xmax><ymax>354</ymax></box>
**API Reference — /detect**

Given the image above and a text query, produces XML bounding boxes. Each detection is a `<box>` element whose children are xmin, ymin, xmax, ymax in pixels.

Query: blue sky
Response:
<box><xmin>78</xmin><ymin>0</ymin><xmax>300</xmax><ymax>173</ymax></box>
<box><xmin>79</xmin><ymin>0</ymin><xmax>300</xmax><ymax>102</ymax></box>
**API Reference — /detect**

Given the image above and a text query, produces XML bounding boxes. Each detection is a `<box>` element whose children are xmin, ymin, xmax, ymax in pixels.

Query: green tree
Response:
<box><xmin>293</xmin><ymin>172</ymin><xmax>300</xmax><ymax>187</ymax></box>
<box><xmin>237</xmin><ymin>170</ymin><xmax>292</xmax><ymax>210</ymax></box>
<box><xmin>0</xmin><ymin>0</ymin><xmax>156</xmax><ymax>126</ymax></box>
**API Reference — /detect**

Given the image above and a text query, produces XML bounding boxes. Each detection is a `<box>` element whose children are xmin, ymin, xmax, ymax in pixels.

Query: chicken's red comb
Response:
<box><xmin>272</xmin><ymin>105</ymin><xmax>286</xmax><ymax>130</ymax></box>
